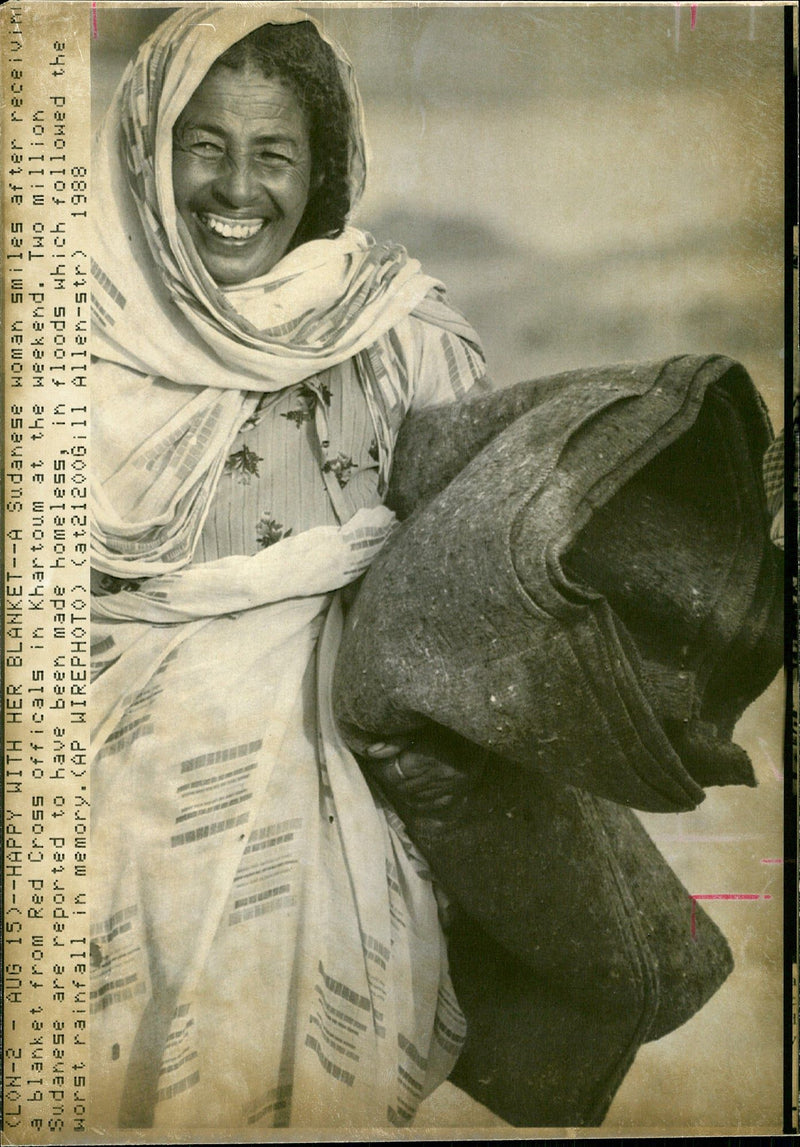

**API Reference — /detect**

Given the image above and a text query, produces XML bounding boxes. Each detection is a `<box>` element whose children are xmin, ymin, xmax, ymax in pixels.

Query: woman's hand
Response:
<box><xmin>357</xmin><ymin>732</ymin><xmax>485</xmax><ymax>827</ymax></box>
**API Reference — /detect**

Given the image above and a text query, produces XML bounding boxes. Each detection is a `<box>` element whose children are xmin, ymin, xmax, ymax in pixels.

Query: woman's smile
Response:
<box><xmin>198</xmin><ymin>213</ymin><xmax>268</xmax><ymax>241</ymax></box>
<box><xmin>172</xmin><ymin>68</ymin><xmax>313</xmax><ymax>284</ymax></box>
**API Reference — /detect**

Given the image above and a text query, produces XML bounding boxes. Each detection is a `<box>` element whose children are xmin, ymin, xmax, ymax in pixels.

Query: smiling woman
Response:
<box><xmin>172</xmin><ymin>70</ymin><xmax>313</xmax><ymax>284</ymax></box>
<box><xmin>89</xmin><ymin>3</ymin><xmax>490</xmax><ymax>1132</ymax></box>
<box><xmin>169</xmin><ymin>20</ymin><xmax>352</xmax><ymax>286</ymax></box>
<box><xmin>88</xmin><ymin>1</ymin><xmax>785</xmax><ymax>1137</ymax></box>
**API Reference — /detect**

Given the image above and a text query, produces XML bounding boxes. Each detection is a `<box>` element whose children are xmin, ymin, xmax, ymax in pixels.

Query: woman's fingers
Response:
<box><xmin>364</xmin><ymin>744</ymin><xmax>480</xmax><ymax>820</ymax></box>
<box><xmin>365</xmin><ymin>741</ymin><xmax>409</xmax><ymax>759</ymax></box>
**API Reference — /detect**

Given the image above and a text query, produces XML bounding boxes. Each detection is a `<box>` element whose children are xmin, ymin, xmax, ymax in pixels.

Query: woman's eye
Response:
<box><xmin>191</xmin><ymin>140</ymin><xmax>224</xmax><ymax>157</ymax></box>
<box><xmin>256</xmin><ymin>150</ymin><xmax>292</xmax><ymax>166</ymax></box>
<box><xmin>174</xmin><ymin>133</ymin><xmax>224</xmax><ymax>157</ymax></box>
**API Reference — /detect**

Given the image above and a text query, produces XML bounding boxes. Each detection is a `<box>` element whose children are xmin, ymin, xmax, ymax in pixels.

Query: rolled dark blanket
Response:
<box><xmin>332</xmin><ymin>354</ymin><xmax>782</xmax><ymax>1126</ymax></box>
<box><xmin>335</xmin><ymin>354</ymin><xmax>782</xmax><ymax>812</ymax></box>
<box><xmin>434</xmin><ymin>767</ymin><xmax>734</xmax><ymax>1126</ymax></box>
<box><xmin>364</xmin><ymin>736</ymin><xmax>736</xmax><ymax>1127</ymax></box>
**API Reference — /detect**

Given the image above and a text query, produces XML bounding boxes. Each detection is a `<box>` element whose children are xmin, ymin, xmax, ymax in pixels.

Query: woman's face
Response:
<box><xmin>172</xmin><ymin>67</ymin><xmax>313</xmax><ymax>285</ymax></box>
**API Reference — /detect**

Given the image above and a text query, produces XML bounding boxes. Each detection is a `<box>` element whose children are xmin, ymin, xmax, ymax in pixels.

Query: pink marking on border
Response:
<box><xmin>690</xmin><ymin>3</ymin><xmax>697</xmax><ymax>29</ymax></box>
<box><xmin>690</xmin><ymin>892</ymin><xmax>772</xmax><ymax>937</ymax></box>
<box><xmin>761</xmin><ymin>858</ymin><xmax>784</xmax><ymax>864</ymax></box>
<box><xmin>650</xmin><ymin>832</ymin><xmax>760</xmax><ymax>843</ymax></box>
<box><xmin>92</xmin><ymin>1</ymin><xmax>98</xmax><ymax>39</ymax></box>
<box><xmin>694</xmin><ymin>894</ymin><xmax>762</xmax><ymax>900</ymax></box>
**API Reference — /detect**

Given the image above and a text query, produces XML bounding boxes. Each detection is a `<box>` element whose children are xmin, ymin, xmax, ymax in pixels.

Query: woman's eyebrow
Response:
<box><xmin>251</xmin><ymin>136</ymin><xmax>300</xmax><ymax>151</ymax></box>
<box><xmin>177</xmin><ymin>120</ymin><xmax>298</xmax><ymax>147</ymax></box>
<box><xmin>174</xmin><ymin>117</ymin><xmax>223</xmax><ymax>138</ymax></box>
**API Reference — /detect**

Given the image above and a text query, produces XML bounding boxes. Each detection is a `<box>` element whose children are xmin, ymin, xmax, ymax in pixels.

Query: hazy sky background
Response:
<box><xmin>92</xmin><ymin>4</ymin><xmax>785</xmax><ymax>422</ymax></box>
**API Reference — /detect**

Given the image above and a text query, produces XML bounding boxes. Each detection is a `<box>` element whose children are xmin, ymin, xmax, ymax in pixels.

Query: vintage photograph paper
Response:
<box><xmin>2</xmin><ymin>1</ymin><xmax>794</xmax><ymax>1140</ymax></box>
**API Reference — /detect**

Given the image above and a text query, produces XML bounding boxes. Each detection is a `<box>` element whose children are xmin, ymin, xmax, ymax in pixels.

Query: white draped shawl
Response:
<box><xmin>90</xmin><ymin>4</ymin><xmax>485</xmax><ymax>1130</ymax></box>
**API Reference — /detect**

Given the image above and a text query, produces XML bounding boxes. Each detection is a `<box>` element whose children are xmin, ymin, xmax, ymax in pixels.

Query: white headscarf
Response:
<box><xmin>91</xmin><ymin>4</ymin><xmax>442</xmax><ymax>391</ymax></box>
<box><xmin>91</xmin><ymin>5</ymin><xmax>485</xmax><ymax>576</ymax></box>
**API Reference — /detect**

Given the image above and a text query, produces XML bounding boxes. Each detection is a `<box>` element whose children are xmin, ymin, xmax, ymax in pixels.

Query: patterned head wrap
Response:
<box><xmin>91</xmin><ymin>5</ymin><xmax>486</xmax><ymax>577</ymax></box>
<box><xmin>91</xmin><ymin>4</ymin><xmax>441</xmax><ymax>391</ymax></box>
<box><xmin>120</xmin><ymin>5</ymin><xmax>367</xmax><ymax>224</ymax></box>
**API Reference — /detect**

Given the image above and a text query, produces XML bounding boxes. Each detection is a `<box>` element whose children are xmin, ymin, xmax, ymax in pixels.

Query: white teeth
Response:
<box><xmin>200</xmin><ymin>214</ymin><xmax>265</xmax><ymax>240</ymax></box>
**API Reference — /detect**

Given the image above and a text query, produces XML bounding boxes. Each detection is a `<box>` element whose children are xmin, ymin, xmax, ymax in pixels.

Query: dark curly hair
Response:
<box><xmin>210</xmin><ymin>22</ymin><xmax>353</xmax><ymax>245</ymax></box>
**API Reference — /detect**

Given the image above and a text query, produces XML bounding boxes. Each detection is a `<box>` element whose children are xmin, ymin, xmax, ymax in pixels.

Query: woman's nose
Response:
<box><xmin>214</xmin><ymin>155</ymin><xmax>261</xmax><ymax>207</ymax></box>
